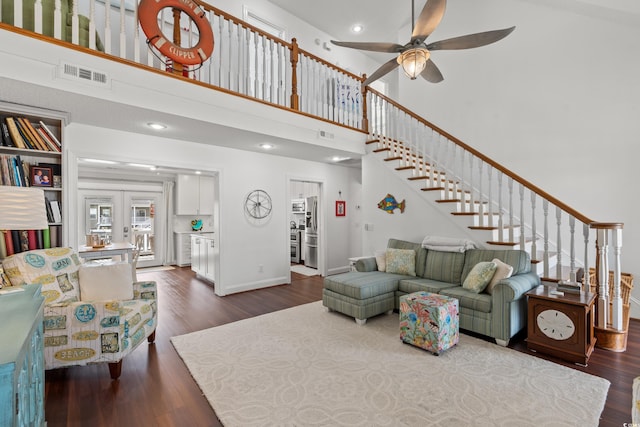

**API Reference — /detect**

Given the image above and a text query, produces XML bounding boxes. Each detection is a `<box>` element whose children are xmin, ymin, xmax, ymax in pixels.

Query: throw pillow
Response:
<box><xmin>462</xmin><ymin>261</ymin><xmax>497</xmax><ymax>293</ymax></box>
<box><xmin>385</xmin><ymin>248</ymin><xmax>416</xmax><ymax>276</ymax></box>
<box><xmin>485</xmin><ymin>258</ymin><xmax>514</xmax><ymax>294</ymax></box>
<box><xmin>78</xmin><ymin>262</ymin><xmax>134</xmax><ymax>301</ymax></box>
<box><xmin>375</xmin><ymin>250</ymin><xmax>387</xmax><ymax>272</ymax></box>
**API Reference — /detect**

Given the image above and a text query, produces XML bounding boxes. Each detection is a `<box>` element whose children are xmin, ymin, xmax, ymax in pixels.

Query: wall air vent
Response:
<box><xmin>318</xmin><ymin>130</ymin><xmax>335</xmax><ymax>140</ymax></box>
<box><xmin>58</xmin><ymin>62</ymin><xmax>110</xmax><ymax>88</ymax></box>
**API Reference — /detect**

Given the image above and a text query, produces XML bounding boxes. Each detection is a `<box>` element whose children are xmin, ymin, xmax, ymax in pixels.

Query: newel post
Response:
<box><xmin>591</xmin><ymin>222</ymin><xmax>624</xmax><ymax>330</ymax></box>
<box><xmin>361</xmin><ymin>75</ymin><xmax>369</xmax><ymax>134</ymax></box>
<box><xmin>289</xmin><ymin>38</ymin><xmax>299</xmax><ymax>110</ymax></box>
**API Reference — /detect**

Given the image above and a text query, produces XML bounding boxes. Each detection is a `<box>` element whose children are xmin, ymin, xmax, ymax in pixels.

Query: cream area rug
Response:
<box><xmin>290</xmin><ymin>264</ymin><xmax>319</xmax><ymax>276</ymax></box>
<box><xmin>171</xmin><ymin>302</ymin><xmax>609</xmax><ymax>427</ymax></box>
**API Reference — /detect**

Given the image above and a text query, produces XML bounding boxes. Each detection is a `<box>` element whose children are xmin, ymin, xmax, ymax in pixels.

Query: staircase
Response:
<box><xmin>364</xmin><ymin>88</ymin><xmax>626</xmax><ymax>334</ymax></box>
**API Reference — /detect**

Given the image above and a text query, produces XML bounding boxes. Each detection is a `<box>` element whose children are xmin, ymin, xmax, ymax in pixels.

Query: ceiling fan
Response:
<box><xmin>330</xmin><ymin>0</ymin><xmax>515</xmax><ymax>86</ymax></box>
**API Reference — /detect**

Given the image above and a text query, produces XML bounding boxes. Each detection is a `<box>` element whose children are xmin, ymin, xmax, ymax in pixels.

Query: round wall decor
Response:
<box><xmin>244</xmin><ymin>190</ymin><xmax>272</xmax><ymax>219</ymax></box>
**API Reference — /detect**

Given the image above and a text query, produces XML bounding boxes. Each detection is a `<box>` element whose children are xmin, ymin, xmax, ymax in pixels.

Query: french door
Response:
<box><xmin>79</xmin><ymin>189</ymin><xmax>164</xmax><ymax>268</ymax></box>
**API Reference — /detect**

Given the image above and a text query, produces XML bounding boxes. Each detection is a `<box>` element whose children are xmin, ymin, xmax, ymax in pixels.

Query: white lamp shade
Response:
<box><xmin>398</xmin><ymin>48</ymin><xmax>431</xmax><ymax>80</ymax></box>
<box><xmin>0</xmin><ymin>186</ymin><xmax>50</xmax><ymax>230</ymax></box>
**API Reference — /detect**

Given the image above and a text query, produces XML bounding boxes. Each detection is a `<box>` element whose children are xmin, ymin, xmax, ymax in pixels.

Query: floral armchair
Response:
<box><xmin>1</xmin><ymin>247</ymin><xmax>157</xmax><ymax>379</ymax></box>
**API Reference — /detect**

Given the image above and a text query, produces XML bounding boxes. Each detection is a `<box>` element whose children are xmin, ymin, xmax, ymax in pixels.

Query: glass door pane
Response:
<box><xmin>125</xmin><ymin>192</ymin><xmax>162</xmax><ymax>268</ymax></box>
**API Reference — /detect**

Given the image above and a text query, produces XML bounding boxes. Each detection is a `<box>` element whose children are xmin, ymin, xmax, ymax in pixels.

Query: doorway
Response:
<box><xmin>289</xmin><ymin>179</ymin><xmax>322</xmax><ymax>277</ymax></box>
<box><xmin>79</xmin><ymin>189</ymin><xmax>164</xmax><ymax>268</ymax></box>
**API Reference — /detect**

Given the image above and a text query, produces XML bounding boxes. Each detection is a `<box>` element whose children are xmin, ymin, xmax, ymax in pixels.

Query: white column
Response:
<box><xmin>596</xmin><ymin>228</ymin><xmax>609</xmax><ymax>328</ymax></box>
<box><xmin>611</xmin><ymin>228</ymin><xmax>623</xmax><ymax>330</ymax></box>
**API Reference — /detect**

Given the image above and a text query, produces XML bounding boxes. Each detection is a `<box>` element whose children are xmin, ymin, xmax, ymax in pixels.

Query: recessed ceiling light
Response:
<box><xmin>147</xmin><ymin>122</ymin><xmax>167</xmax><ymax>130</ymax></box>
<box><xmin>331</xmin><ymin>156</ymin><xmax>351</xmax><ymax>162</ymax></box>
<box><xmin>195</xmin><ymin>171</ymin><xmax>202</xmax><ymax>175</ymax></box>
<box><xmin>127</xmin><ymin>163</ymin><xmax>156</xmax><ymax>169</ymax></box>
<box><xmin>83</xmin><ymin>158</ymin><xmax>118</xmax><ymax>164</ymax></box>
<box><xmin>351</xmin><ymin>24</ymin><xmax>363</xmax><ymax>33</ymax></box>
<box><xmin>260</xmin><ymin>143</ymin><xmax>274</xmax><ymax>150</ymax></box>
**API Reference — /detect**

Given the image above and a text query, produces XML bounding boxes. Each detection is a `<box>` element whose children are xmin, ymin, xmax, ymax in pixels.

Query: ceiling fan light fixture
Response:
<box><xmin>398</xmin><ymin>47</ymin><xmax>430</xmax><ymax>80</ymax></box>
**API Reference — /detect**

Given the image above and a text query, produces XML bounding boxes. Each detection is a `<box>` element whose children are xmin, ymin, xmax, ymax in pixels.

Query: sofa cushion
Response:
<box><xmin>423</xmin><ymin>250</ymin><xmax>466</xmax><ymax>284</ymax></box>
<box><xmin>323</xmin><ymin>272</ymin><xmax>407</xmax><ymax>300</ymax></box>
<box><xmin>462</xmin><ymin>262</ymin><xmax>497</xmax><ymax>293</ymax></box>
<box><xmin>78</xmin><ymin>262</ymin><xmax>134</xmax><ymax>301</ymax></box>
<box><xmin>440</xmin><ymin>287</ymin><xmax>492</xmax><ymax>313</ymax></box>
<box><xmin>461</xmin><ymin>249</ymin><xmax>531</xmax><ymax>284</ymax></box>
<box><xmin>375</xmin><ymin>250</ymin><xmax>387</xmax><ymax>272</ymax></box>
<box><xmin>386</xmin><ymin>248</ymin><xmax>416</xmax><ymax>276</ymax></box>
<box><xmin>485</xmin><ymin>258</ymin><xmax>514</xmax><ymax>295</ymax></box>
<box><xmin>387</xmin><ymin>239</ymin><xmax>427</xmax><ymax>277</ymax></box>
<box><xmin>398</xmin><ymin>278</ymin><xmax>459</xmax><ymax>295</ymax></box>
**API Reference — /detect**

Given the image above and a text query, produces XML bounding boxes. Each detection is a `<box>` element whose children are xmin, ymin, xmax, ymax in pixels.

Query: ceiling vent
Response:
<box><xmin>58</xmin><ymin>62</ymin><xmax>110</xmax><ymax>88</ymax></box>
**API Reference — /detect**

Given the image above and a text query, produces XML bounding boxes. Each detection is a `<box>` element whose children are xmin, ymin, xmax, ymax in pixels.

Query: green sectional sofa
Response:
<box><xmin>323</xmin><ymin>238</ymin><xmax>541</xmax><ymax>346</ymax></box>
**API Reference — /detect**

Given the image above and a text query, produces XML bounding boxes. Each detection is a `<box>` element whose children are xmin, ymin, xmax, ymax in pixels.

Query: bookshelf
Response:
<box><xmin>0</xmin><ymin>102</ymin><xmax>66</xmax><ymax>255</ymax></box>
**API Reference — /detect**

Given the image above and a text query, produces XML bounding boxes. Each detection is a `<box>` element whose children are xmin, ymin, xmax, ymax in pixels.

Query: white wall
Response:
<box><xmin>361</xmin><ymin>155</ymin><xmax>473</xmax><ymax>256</ymax></box>
<box><xmin>384</xmin><ymin>0</ymin><xmax>640</xmax><ymax>316</ymax></box>
<box><xmin>66</xmin><ymin>124</ymin><xmax>360</xmax><ymax>295</ymax></box>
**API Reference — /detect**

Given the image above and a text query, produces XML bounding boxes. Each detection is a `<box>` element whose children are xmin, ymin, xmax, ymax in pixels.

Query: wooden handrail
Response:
<box><xmin>296</xmin><ymin>47</ymin><xmax>365</xmax><ymax>82</ymax></box>
<box><xmin>365</xmin><ymin>86</ymin><xmax>599</xmax><ymax>226</ymax></box>
<box><xmin>194</xmin><ymin>0</ymin><xmax>291</xmax><ymax>49</ymax></box>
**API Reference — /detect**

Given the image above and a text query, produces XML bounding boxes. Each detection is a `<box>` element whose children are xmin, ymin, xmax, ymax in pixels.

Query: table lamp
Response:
<box><xmin>0</xmin><ymin>186</ymin><xmax>50</xmax><ymax>259</ymax></box>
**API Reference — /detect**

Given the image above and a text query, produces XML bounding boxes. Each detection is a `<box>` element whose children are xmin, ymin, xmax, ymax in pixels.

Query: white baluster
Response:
<box><xmin>530</xmin><ymin>193</ymin><xmax>537</xmax><ymax>261</ymax></box>
<box><xmin>451</xmin><ymin>144</ymin><xmax>458</xmax><ymax>197</ymax></box>
<box><xmin>596</xmin><ymin>228</ymin><xmax>610</xmax><ymax>328</ymax></box>
<box><xmin>71</xmin><ymin>0</ymin><xmax>79</xmax><ymax>46</ymax></box>
<box><xmin>508</xmin><ymin>178</ymin><xmax>514</xmax><ymax>243</ymax></box>
<box><xmin>497</xmin><ymin>171</ymin><xmax>504</xmax><ymax>242</ymax></box>
<box><xmin>478</xmin><ymin>161</ymin><xmax>485</xmax><ymax>226</ymax></box>
<box><xmin>34</xmin><ymin>0</ymin><xmax>43</xmax><ymax>33</ymax></box>
<box><xmin>119</xmin><ymin>0</ymin><xmax>126</xmax><ymax>57</ymax></box>
<box><xmin>611</xmin><ymin>228</ymin><xmax>623</xmax><ymax>330</ymax></box>
<box><xmin>132</xmin><ymin>0</ymin><xmax>139</xmax><ymax>61</ymax></box>
<box><xmin>468</xmin><ymin>155</ymin><xmax>475</xmax><ymax>214</ymax></box>
<box><xmin>583</xmin><ymin>223</ymin><xmax>590</xmax><ymax>292</ymax></box>
<box><xmin>518</xmin><ymin>183</ymin><xmax>524</xmax><ymax>248</ymax></box>
<box><xmin>459</xmin><ymin>151</ymin><xmax>466</xmax><ymax>213</ymax></box>
<box><xmin>569</xmin><ymin>216</ymin><xmax>576</xmax><ymax>282</ymax></box>
<box><xmin>543</xmin><ymin>199</ymin><xmax>549</xmax><ymax>278</ymax></box>
<box><xmin>229</xmin><ymin>24</ymin><xmax>234</xmax><ymax>91</ymax></box>
<box><xmin>13</xmin><ymin>0</ymin><xmax>23</xmax><ymax>27</ymax></box>
<box><xmin>556</xmin><ymin>206</ymin><xmax>562</xmax><ymax>279</ymax></box>
<box><xmin>245</xmin><ymin>28</ymin><xmax>251</xmax><ymax>95</ymax></box>
<box><xmin>487</xmin><ymin>166</ymin><xmax>493</xmax><ymax>227</ymax></box>
<box><xmin>103</xmin><ymin>0</ymin><xmax>110</xmax><ymax>53</ymax></box>
<box><xmin>54</xmin><ymin>0</ymin><xmax>62</xmax><ymax>40</ymax></box>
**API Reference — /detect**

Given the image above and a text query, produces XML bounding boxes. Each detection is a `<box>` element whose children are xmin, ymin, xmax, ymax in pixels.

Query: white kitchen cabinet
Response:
<box><xmin>175</xmin><ymin>174</ymin><xmax>215</xmax><ymax>216</ymax></box>
<box><xmin>175</xmin><ymin>232</ymin><xmax>193</xmax><ymax>266</ymax></box>
<box><xmin>191</xmin><ymin>234</ymin><xmax>215</xmax><ymax>283</ymax></box>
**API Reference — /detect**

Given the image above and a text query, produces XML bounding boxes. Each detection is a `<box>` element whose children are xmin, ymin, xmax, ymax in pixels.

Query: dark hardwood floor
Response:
<box><xmin>44</xmin><ymin>266</ymin><xmax>637</xmax><ymax>426</ymax></box>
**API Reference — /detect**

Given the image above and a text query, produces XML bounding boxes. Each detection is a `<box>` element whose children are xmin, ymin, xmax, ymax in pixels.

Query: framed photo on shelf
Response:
<box><xmin>31</xmin><ymin>166</ymin><xmax>53</xmax><ymax>187</ymax></box>
<box><xmin>336</xmin><ymin>200</ymin><xmax>346</xmax><ymax>217</ymax></box>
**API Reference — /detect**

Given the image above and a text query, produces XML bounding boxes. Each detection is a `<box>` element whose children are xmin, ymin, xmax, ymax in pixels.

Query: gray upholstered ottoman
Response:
<box><xmin>322</xmin><ymin>271</ymin><xmax>409</xmax><ymax>324</ymax></box>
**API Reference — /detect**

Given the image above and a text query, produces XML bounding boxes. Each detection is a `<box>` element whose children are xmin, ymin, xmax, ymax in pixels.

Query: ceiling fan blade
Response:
<box><xmin>330</xmin><ymin>40</ymin><xmax>403</xmax><ymax>53</ymax></box>
<box><xmin>364</xmin><ymin>57</ymin><xmax>401</xmax><ymax>86</ymax></box>
<box><xmin>426</xmin><ymin>26</ymin><xmax>515</xmax><ymax>51</ymax></box>
<box><xmin>421</xmin><ymin>59</ymin><xmax>444</xmax><ymax>83</ymax></box>
<box><xmin>411</xmin><ymin>0</ymin><xmax>447</xmax><ymax>44</ymax></box>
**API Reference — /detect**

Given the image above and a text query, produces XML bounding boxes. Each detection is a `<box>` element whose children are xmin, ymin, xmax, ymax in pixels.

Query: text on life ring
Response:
<box><xmin>138</xmin><ymin>0</ymin><xmax>214</xmax><ymax>66</ymax></box>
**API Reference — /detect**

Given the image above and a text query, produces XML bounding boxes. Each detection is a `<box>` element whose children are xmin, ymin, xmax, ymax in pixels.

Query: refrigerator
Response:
<box><xmin>304</xmin><ymin>196</ymin><xmax>318</xmax><ymax>268</ymax></box>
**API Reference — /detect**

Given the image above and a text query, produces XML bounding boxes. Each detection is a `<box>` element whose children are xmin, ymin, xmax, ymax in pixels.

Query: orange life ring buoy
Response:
<box><xmin>138</xmin><ymin>0</ymin><xmax>214</xmax><ymax>66</ymax></box>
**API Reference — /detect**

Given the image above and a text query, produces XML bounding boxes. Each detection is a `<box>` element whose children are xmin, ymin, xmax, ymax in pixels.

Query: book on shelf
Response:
<box><xmin>48</xmin><ymin>199</ymin><xmax>62</xmax><ymax>223</ymax></box>
<box><xmin>4</xmin><ymin>117</ymin><xmax>27</xmax><ymax>149</ymax></box>
<box><xmin>18</xmin><ymin>118</ymin><xmax>48</xmax><ymax>151</ymax></box>
<box><xmin>0</xmin><ymin>117</ymin><xmax>13</xmax><ymax>147</ymax></box>
<box><xmin>39</xmin><ymin>121</ymin><xmax>62</xmax><ymax>149</ymax></box>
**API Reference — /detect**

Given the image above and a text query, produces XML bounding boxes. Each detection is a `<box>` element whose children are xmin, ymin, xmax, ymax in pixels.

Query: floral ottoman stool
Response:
<box><xmin>399</xmin><ymin>291</ymin><xmax>459</xmax><ymax>355</ymax></box>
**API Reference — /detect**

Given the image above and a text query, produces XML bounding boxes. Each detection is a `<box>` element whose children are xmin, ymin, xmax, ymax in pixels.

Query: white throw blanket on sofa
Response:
<box><xmin>421</xmin><ymin>236</ymin><xmax>478</xmax><ymax>252</ymax></box>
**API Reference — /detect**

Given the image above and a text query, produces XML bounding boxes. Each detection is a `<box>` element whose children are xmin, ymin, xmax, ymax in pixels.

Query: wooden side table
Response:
<box><xmin>526</xmin><ymin>285</ymin><xmax>596</xmax><ymax>366</ymax></box>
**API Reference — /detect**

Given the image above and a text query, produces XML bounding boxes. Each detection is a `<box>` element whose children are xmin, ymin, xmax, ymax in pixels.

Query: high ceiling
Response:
<box><xmin>269</xmin><ymin>0</ymin><xmax>640</xmax><ymax>49</ymax></box>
